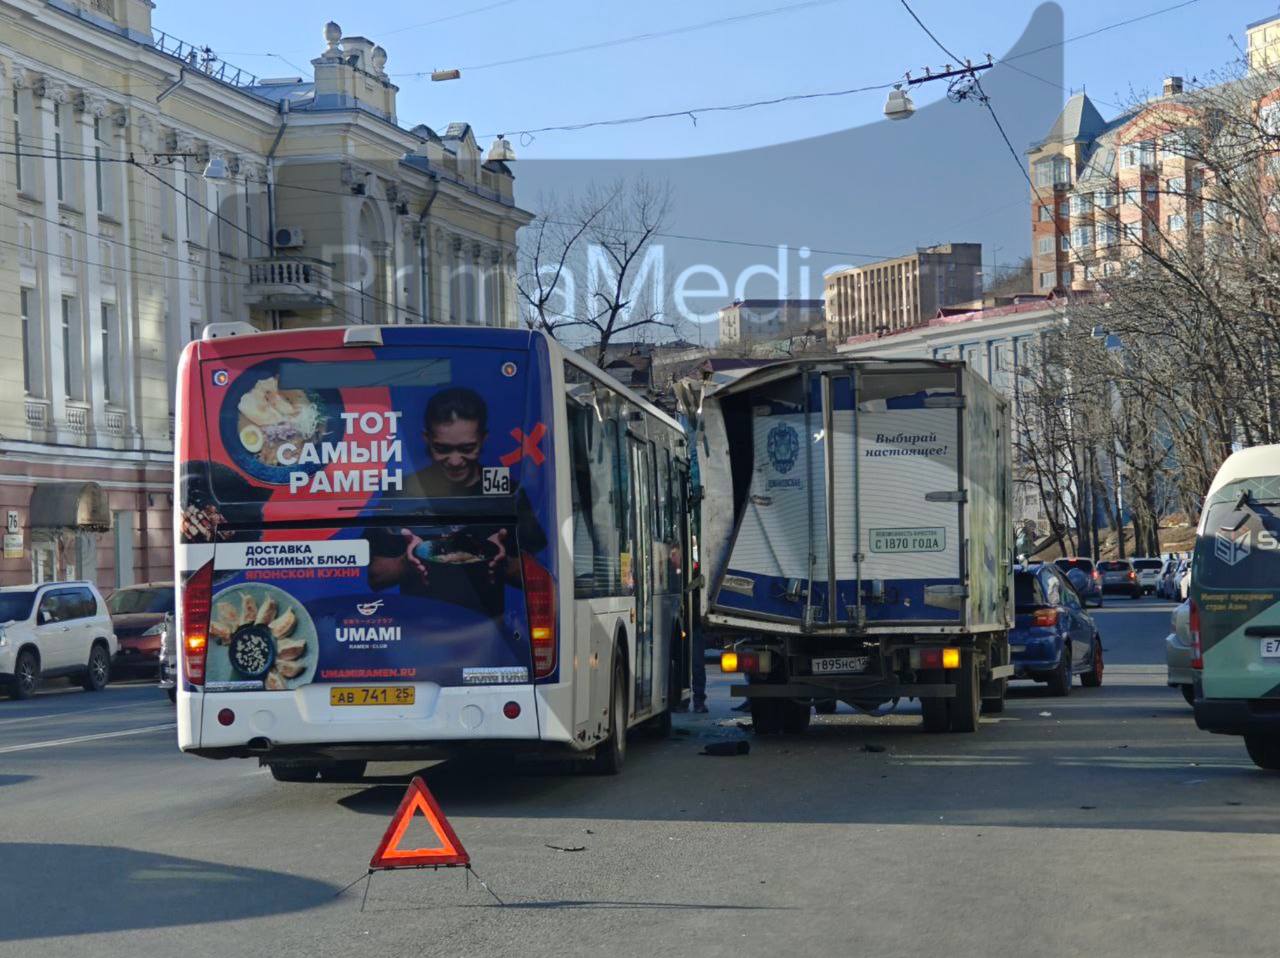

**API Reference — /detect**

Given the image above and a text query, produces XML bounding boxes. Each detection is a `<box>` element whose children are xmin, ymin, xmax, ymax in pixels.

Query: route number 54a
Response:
<box><xmin>483</xmin><ymin>467</ymin><xmax>511</xmax><ymax>495</ymax></box>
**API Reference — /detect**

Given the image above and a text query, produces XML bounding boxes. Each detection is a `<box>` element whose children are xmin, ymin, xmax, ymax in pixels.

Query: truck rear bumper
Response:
<box><xmin>732</xmin><ymin>681</ymin><xmax>956</xmax><ymax>699</ymax></box>
<box><xmin>1194</xmin><ymin>697</ymin><xmax>1280</xmax><ymax>736</ymax></box>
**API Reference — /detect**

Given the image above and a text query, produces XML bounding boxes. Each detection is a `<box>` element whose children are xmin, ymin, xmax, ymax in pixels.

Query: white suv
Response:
<box><xmin>0</xmin><ymin>582</ymin><xmax>117</xmax><ymax>700</ymax></box>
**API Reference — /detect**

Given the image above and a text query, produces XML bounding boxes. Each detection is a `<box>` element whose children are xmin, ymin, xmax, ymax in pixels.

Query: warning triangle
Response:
<box><xmin>369</xmin><ymin>776</ymin><xmax>470</xmax><ymax>870</ymax></box>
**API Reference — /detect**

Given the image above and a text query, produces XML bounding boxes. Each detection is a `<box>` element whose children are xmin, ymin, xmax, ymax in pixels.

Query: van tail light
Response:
<box><xmin>522</xmin><ymin>554</ymin><xmax>556</xmax><ymax>680</ymax></box>
<box><xmin>1092</xmin><ymin>570</ymin><xmax>1101</xmax><ymax>581</ymax></box>
<box><xmin>183</xmin><ymin>561</ymin><xmax>213</xmax><ymax>686</ymax></box>
<box><xmin>1128</xmin><ymin>570</ymin><xmax>1137</xmax><ymax>580</ymax></box>
<box><xmin>1031</xmin><ymin>608</ymin><xmax>1060</xmax><ymax>628</ymax></box>
<box><xmin>1189</xmin><ymin>599</ymin><xmax>1203</xmax><ymax>670</ymax></box>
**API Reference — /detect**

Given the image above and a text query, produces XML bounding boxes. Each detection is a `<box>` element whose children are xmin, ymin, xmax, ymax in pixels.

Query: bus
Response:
<box><xmin>174</xmin><ymin>323</ymin><xmax>691</xmax><ymax>780</ymax></box>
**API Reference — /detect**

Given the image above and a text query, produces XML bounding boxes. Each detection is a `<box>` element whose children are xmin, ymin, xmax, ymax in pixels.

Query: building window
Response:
<box><xmin>93</xmin><ymin>118</ymin><xmax>104</xmax><ymax>213</ymax></box>
<box><xmin>1167</xmin><ymin>213</ymin><xmax>1186</xmax><ymax>231</ymax></box>
<box><xmin>12</xmin><ymin>89</ymin><xmax>23</xmax><ymax>193</ymax></box>
<box><xmin>1060</xmin><ymin>235</ymin><xmax>1070</xmax><ymax>251</ymax></box>
<box><xmin>1037</xmin><ymin>236</ymin><xmax>1053</xmax><ymax>255</ymax></box>
<box><xmin>1121</xmin><ymin>140</ymin><xmax>1155</xmax><ymax>169</ymax></box>
<box><xmin>1099</xmin><ymin>223</ymin><xmax>1118</xmax><ymax>246</ymax></box>
<box><xmin>1167</xmin><ymin>176</ymin><xmax>1185</xmax><ymax>196</ymax></box>
<box><xmin>53</xmin><ymin>104</ymin><xmax>64</xmax><ymax>202</ymax></box>
<box><xmin>1034</xmin><ymin>160</ymin><xmax>1054</xmax><ymax>187</ymax></box>
<box><xmin>1060</xmin><ymin>268</ymin><xmax>1072</xmax><ymax>285</ymax></box>
<box><xmin>1072</xmin><ymin>226</ymin><xmax>1093</xmax><ymax>247</ymax></box>
<box><xmin>1038</xmin><ymin>204</ymin><xmax>1053</xmax><ymax>222</ymax></box>
<box><xmin>20</xmin><ymin>288</ymin><xmax>37</xmax><ymax>395</ymax></box>
<box><xmin>1097</xmin><ymin>190</ymin><xmax>1116</xmax><ymax>208</ymax></box>
<box><xmin>1144</xmin><ymin>186</ymin><xmax>1158</xmax><ymax>203</ymax></box>
<box><xmin>1122</xmin><ymin>187</ymin><xmax>1139</xmax><ymax>205</ymax></box>
<box><xmin>61</xmin><ymin>296</ymin><xmax>84</xmax><ymax>400</ymax></box>
<box><xmin>1058</xmin><ymin>201</ymin><xmax>1069</xmax><ymax>216</ymax></box>
<box><xmin>1039</xmin><ymin>271</ymin><xmax>1055</xmax><ymax>288</ymax></box>
<box><xmin>1070</xmin><ymin>194</ymin><xmax>1091</xmax><ymax>215</ymax></box>
<box><xmin>101</xmin><ymin>303</ymin><xmax>119</xmax><ymax>404</ymax></box>
<box><xmin>1052</xmin><ymin>157</ymin><xmax>1072</xmax><ymax>185</ymax></box>
<box><xmin>1191</xmin><ymin>210</ymin><xmax>1204</xmax><ymax>228</ymax></box>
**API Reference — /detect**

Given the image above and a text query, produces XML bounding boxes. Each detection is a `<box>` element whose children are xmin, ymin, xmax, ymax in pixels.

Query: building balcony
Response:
<box><xmin>245</xmin><ymin>257</ymin><xmax>334</xmax><ymax>308</ymax></box>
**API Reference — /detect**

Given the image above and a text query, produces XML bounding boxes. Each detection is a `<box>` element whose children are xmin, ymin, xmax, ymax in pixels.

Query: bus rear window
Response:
<box><xmin>1196</xmin><ymin>494</ymin><xmax>1280</xmax><ymax>590</ymax></box>
<box><xmin>187</xmin><ymin>346</ymin><xmax>536</xmax><ymax>519</ymax></box>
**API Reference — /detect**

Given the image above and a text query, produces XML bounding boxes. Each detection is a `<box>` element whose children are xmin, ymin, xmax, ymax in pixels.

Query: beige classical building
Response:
<box><xmin>0</xmin><ymin>0</ymin><xmax>531</xmax><ymax>587</ymax></box>
<box><xmin>824</xmin><ymin>243</ymin><xmax>982</xmax><ymax>343</ymax></box>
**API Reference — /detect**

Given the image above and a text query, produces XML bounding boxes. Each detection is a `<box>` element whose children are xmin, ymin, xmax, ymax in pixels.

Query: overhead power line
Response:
<box><xmin>396</xmin><ymin>0</ymin><xmax>851</xmax><ymax>76</ymax></box>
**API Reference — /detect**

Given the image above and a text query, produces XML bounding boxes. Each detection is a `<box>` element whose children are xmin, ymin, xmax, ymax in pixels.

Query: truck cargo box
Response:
<box><xmin>695</xmin><ymin>359</ymin><xmax>1011</xmax><ymax>636</ymax></box>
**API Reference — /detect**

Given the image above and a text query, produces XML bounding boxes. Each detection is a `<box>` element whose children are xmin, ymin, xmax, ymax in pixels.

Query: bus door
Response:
<box><xmin>628</xmin><ymin>435</ymin><xmax>655</xmax><ymax>713</ymax></box>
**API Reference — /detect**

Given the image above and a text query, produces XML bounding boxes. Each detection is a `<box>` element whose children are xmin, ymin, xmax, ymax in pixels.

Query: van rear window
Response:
<box><xmin>1196</xmin><ymin>493</ymin><xmax>1280</xmax><ymax>590</ymax></box>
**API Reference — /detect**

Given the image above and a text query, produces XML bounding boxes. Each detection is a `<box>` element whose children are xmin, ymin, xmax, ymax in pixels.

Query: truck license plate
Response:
<box><xmin>811</xmin><ymin>656</ymin><xmax>870</xmax><ymax>674</ymax></box>
<box><xmin>330</xmin><ymin>686</ymin><xmax>415</xmax><ymax>706</ymax></box>
<box><xmin>1262</xmin><ymin>639</ymin><xmax>1280</xmax><ymax>658</ymax></box>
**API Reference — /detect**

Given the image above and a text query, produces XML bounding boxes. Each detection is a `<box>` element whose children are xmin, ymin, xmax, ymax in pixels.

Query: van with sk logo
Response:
<box><xmin>1191</xmin><ymin>444</ymin><xmax>1280</xmax><ymax>771</ymax></box>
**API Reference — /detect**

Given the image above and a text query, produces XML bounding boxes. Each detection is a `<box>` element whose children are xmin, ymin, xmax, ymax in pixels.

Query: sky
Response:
<box><xmin>150</xmin><ymin>0</ymin><xmax>1280</xmax><ymax>341</ymax></box>
<box><xmin>164</xmin><ymin>0</ymin><xmax>1266</xmax><ymax>160</ymax></box>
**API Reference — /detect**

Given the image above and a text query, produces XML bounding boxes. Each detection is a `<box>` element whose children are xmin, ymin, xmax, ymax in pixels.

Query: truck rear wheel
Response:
<box><xmin>947</xmin><ymin>651</ymin><xmax>980</xmax><ymax>733</ymax></box>
<box><xmin>1245</xmin><ymin>735</ymin><xmax>1280</xmax><ymax>771</ymax></box>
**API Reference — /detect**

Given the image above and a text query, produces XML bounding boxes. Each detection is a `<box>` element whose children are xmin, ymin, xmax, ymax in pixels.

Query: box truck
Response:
<box><xmin>685</xmin><ymin>358</ymin><xmax>1014</xmax><ymax>733</ymax></box>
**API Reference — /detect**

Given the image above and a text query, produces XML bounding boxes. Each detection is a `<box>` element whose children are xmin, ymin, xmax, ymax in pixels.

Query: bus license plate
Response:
<box><xmin>812</xmin><ymin>656</ymin><xmax>870</xmax><ymax>675</ymax></box>
<box><xmin>330</xmin><ymin>687</ymin><xmax>416</xmax><ymax>707</ymax></box>
<box><xmin>1262</xmin><ymin>638</ymin><xmax>1280</xmax><ymax>658</ymax></box>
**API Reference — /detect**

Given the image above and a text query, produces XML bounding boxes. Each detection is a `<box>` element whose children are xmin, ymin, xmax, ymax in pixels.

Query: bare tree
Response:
<box><xmin>517</xmin><ymin>177</ymin><xmax>674</xmax><ymax>365</ymax></box>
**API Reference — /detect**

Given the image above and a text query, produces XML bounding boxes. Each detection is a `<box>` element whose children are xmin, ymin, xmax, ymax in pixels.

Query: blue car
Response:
<box><xmin>1012</xmin><ymin>564</ymin><xmax>1104</xmax><ymax>695</ymax></box>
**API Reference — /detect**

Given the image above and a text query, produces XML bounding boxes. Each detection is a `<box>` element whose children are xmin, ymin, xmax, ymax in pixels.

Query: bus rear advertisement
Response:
<box><xmin>174</xmin><ymin>324</ymin><xmax>690</xmax><ymax>779</ymax></box>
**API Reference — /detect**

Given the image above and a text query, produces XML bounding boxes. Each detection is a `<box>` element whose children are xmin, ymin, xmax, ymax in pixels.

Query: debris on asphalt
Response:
<box><xmin>1079</xmin><ymin>805</ymin><xmax>1097</xmax><ymax>810</ymax></box>
<box><xmin>1226</xmin><ymin>801</ymin><xmax>1243</xmax><ymax>806</ymax></box>
<box><xmin>862</xmin><ymin>744</ymin><xmax>887</xmax><ymax>753</ymax></box>
<box><xmin>702</xmin><ymin>740</ymin><xmax>750</xmax><ymax>757</ymax></box>
<box><xmin>1039</xmin><ymin>711</ymin><xmax>1053</xmax><ymax>717</ymax></box>
<box><xmin>673</xmin><ymin>728</ymin><xmax>693</xmax><ymax>737</ymax></box>
<box><xmin>546</xmin><ymin>844</ymin><xmax>587</xmax><ymax>852</ymax></box>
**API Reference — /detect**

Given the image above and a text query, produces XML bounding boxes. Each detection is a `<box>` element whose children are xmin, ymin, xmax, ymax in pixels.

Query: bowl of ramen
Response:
<box><xmin>202</xmin><ymin>583</ymin><xmax>317</xmax><ymax>690</ymax></box>
<box><xmin>219</xmin><ymin>363</ymin><xmax>343</xmax><ymax>485</ymax></box>
<box><xmin>412</xmin><ymin>530</ymin><xmax>503</xmax><ymax>613</ymax></box>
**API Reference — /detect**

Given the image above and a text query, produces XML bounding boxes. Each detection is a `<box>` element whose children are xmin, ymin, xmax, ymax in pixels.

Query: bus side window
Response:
<box><xmin>568</xmin><ymin>397</ymin><xmax>625</xmax><ymax>598</ymax></box>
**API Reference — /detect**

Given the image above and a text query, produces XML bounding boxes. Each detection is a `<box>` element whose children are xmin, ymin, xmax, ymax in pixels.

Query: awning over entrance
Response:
<box><xmin>28</xmin><ymin>482</ymin><xmax>112</xmax><ymax>532</ymax></box>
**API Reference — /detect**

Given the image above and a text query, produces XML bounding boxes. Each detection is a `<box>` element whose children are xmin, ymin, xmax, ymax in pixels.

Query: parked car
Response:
<box><xmin>1053</xmin><ymin>557</ymin><xmax>1103</xmax><ymax>607</ymax></box>
<box><xmin>1012</xmin><ymin>564</ymin><xmax>1104</xmax><ymax>695</ymax></box>
<box><xmin>0</xmin><ymin>582</ymin><xmax>117</xmax><ymax>700</ymax></box>
<box><xmin>1165</xmin><ymin>599</ymin><xmax>1194</xmax><ymax>705</ymax></box>
<box><xmin>1098</xmin><ymin>559</ymin><xmax>1143</xmax><ymax>599</ymax></box>
<box><xmin>157</xmin><ymin>613</ymin><xmax>176</xmax><ymax>704</ymax></box>
<box><xmin>1132</xmin><ymin>557</ymin><xmax>1164</xmax><ymax>595</ymax></box>
<box><xmin>1157</xmin><ymin>558</ymin><xmax>1180</xmax><ymax>599</ymax></box>
<box><xmin>106</xmin><ymin>582</ymin><xmax>174</xmax><ymax>676</ymax></box>
<box><xmin>1176</xmin><ymin>559</ymin><xmax>1192</xmax><ymax>601</ymax></box>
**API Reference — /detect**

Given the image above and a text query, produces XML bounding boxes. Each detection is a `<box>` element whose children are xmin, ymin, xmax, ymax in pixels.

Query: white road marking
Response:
<box><xmin>0</xmin><ymin>701</ymin><xmax>154</xmax><ymax>727</ymax></box>
<box><xmin>0</xmin><ymin>723</ymin><xmax>176</xmax><ymax>754</ymax></box>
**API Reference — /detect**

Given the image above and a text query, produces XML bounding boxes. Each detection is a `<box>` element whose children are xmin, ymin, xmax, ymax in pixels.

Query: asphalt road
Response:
<box><xmin>2</xmin><ymin>597</ymin><xmax>1277</xmax><ymax>958</ymax></box>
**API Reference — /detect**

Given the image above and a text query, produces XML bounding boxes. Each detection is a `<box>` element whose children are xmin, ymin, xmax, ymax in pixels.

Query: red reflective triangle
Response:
<box><xmin>369</xmin><ymin>776</ymin><xmax>469</xmax><ymax>870</ymax></box>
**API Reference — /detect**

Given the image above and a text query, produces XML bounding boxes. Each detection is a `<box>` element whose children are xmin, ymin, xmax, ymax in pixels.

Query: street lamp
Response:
<box><xmin>883</xmin><ymin>85</ymin><xmax>915</xmax><ymax>121</ymax></box>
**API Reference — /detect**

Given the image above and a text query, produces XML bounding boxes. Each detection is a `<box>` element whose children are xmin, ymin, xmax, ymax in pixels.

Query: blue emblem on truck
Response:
<box><xmin>767</xmin><ymin>423</ymin><xmax>800</xmax><ymax>475</ymax></box>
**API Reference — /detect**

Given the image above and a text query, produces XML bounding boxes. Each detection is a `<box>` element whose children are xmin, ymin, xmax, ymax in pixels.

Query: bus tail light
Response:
<box><xmin>1189</xmin><ymin>599</ymin><xmax>1203</xmax><ymax>670</ymax></box>
<box><xmin>522</xmin><ymin>554</ymin><xmax>556</xmax><ymax>679</ymax></box>
<box><xmin>183</xmin><ymin>561</ymin><xmax>214</xmax><ymax>686</ymax></box>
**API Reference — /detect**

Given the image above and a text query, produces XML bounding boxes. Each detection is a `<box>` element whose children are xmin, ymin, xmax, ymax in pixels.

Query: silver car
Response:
<box><xmin>1165</xmin><ymin>599</ymin><xmax>1194</xmax><ymax>705</ymax></box>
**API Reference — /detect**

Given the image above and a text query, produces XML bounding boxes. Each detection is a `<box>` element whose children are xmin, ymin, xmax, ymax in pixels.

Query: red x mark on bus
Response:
<box><xmin>500</xmin><ymin>423</ymin><xmax>547</xmax><ymax>467</ymax></box>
